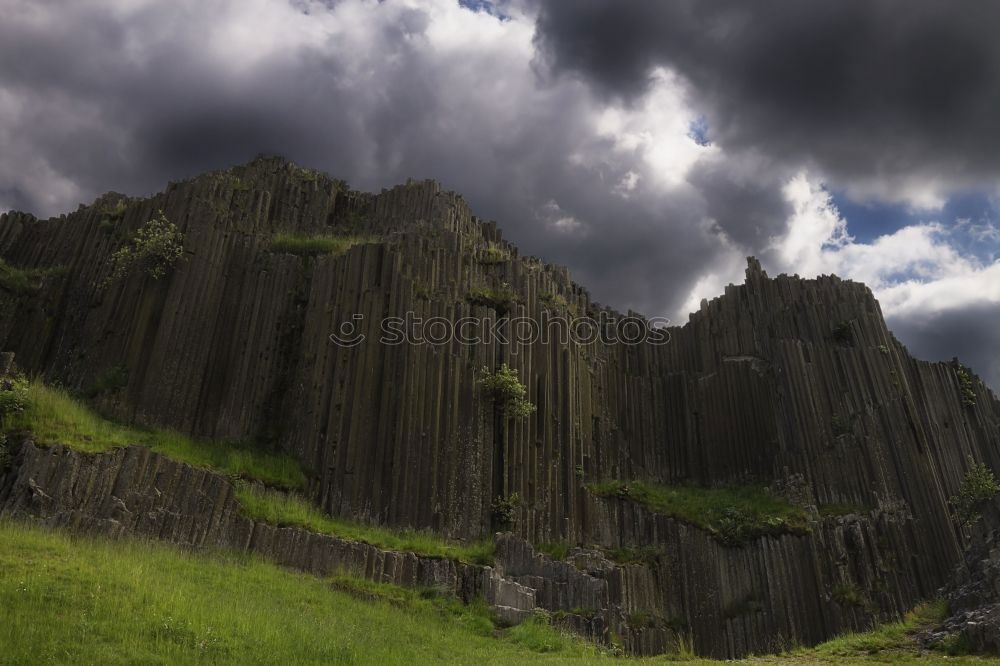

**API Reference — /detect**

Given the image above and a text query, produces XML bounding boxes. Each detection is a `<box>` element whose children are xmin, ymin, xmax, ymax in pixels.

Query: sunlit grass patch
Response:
<box><xmin>0</xmin><ymin>520</ymin><xmax>601</xmax><ymax>665</ymax></box>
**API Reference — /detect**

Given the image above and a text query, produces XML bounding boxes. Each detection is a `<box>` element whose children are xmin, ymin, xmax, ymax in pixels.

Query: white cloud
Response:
<box><xmin>767</xmin><ymin>172</ymin><xmax>1000</xmax><ymax>319</ymax></box>
<box><xmin>593</xmin><ymin>68</ymin><xmax>713</xmax><ymax>188</ymax></box>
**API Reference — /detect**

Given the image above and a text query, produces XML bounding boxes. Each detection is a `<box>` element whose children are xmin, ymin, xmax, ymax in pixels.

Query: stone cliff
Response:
<box><xmin>1</xmin><ymin>157</ymin><xmax>998</xmax><ymax>657</ymax></box>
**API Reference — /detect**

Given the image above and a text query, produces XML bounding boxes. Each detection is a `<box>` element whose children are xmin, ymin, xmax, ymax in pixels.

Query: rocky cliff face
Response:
<box><xmin>1</xmin><ymin>157</ymin><xmax>998</xmax><ymax>657</ymax></box>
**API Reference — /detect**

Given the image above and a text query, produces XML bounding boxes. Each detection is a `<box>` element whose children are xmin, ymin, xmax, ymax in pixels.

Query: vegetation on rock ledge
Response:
<box><xmin>467</xmin><ymin>284</ymin><xmax>520</xmax><ymax>316</ymax></box>
<box><xmin>955</xmin><ymin>364</ymin><xmax>977</xmax><ymax>407</ymax></box>
<box><xmin>949</xmin><ymin>456</ymin><xmax>1000</xmax><ymax>528</ymax></box>
<box><xmin>479</xmin><ymin>364</ymin><xmax>536</xmax><ymax>420</ymax></box>
<box><xmin>587</xmin><ymin>480</ymin><xmax>811</xmax><ymax>545</ymax></box>
<box><xmin>3</xmin><ymin>381</ymin><xmax>305</xmax><ymax>489</ymax></box>
<box><xmin>235</xmin><ymin>483</ymin><xmax>495</xmax><ymax>565</ymax></box>
<box><xmin>269</xmin><ymin>232</ymin><xmax>376</xmax><ymax>256</ymax></box>
<box><xmin>102</xmin><ymin>210</ymin><xmax>185</xmax><ymax>287</ymax></box>
<box><xmin>0</xmin><ymin>259</ymin><xmax>64</xmax><ymax>295</ymax></box>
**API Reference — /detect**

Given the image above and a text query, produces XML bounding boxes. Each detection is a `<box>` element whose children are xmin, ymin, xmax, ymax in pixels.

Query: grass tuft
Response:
<box><xmin>534</xmin><ymin>542</ymin><xmax>571</xmax><ymax>561</ymax></box>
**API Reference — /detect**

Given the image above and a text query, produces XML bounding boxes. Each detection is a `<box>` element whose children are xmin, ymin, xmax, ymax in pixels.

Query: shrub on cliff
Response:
<box><xmin>0</xmin><ymin>374</ymin><xmax>29</xmax><ymax>424</ymax></box>
<box><xmin>101</xmin><ymin>210</ymin><xmax>184</xmax><ymax>287</ymax></box>
<box><xmin>955</xmin><ymin>364</ymin><xmax>977</xmax><ymax>407</ymax></box>
<box><xmin>950</xmin><ymin>457</ymin><xmax>1000</xmax><ymax>528</ymax></box>
<box><xmin>491</xmin><ymin>492</ymin><xmax>521</xmax><ymax>530</ymax></box>
<box><xmin>478</xmin><ymin>364</ymin><xmax>535</xmax><ymax>420</ymax></box>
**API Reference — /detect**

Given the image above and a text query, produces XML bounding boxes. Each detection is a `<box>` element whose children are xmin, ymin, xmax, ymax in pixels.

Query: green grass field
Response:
<box><xmin>0</xmin><ymin>521</ymin><xmax>995</xmax><ymax>665</ymax></box>
<box><xmin>0</xmin><ymin>521</ymin><xmax>600</xmax><ymax>665</ymax></box>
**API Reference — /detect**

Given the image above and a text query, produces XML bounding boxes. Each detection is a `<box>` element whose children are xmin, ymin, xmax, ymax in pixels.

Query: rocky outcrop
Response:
<box><xmin>924</xmin><ymin>503</ymin><xmax>1000</xmax><ymax>655</ymax></box>
<box><xmin>1</xmin><ymin>157</ymin><xmax>999</xmax><ymax>657</ymax></box>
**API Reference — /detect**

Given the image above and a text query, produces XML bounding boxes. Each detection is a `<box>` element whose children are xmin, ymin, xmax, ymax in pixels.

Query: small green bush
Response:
<box><xmin>102</xmin><ymin>211</ymin><xmax>184</xmax><ymax>287</ymax></box>
<box><xmin>950</xmin><ymin>456</ymin><xmax>1000</xmax><ymax>528</ymax></box>
<box><xmin>832</xmin><ymin>320</ymin><xmax>854</xmax><ymax>346</ymax></box>
<box><xmin>832</xmin><ymin>581</ymin><xmax>868</xmax><ymax>608</ymax></box>
<box><xmin>101</xmin><ymin>199</ymin><xmax>128</xmax><ymax>221</ymax></box>
<box><xmin>478</xmin><ymin>364</ymin><xmax>535</xmax><ymax>419</ymax></box>
<box><xmin>491</xmin><ymin>492</ymin><xmax>521</xmax><ymax>530</ymax></box>
<box><xmin>478</xmin><ymin>243</ymin><xmax>510</xmax><ymax>265</ymax></box>
<box><xmin>0</xmin><ymin>374</ymin><xmax>29</xmax><ymax>424</ymax></box>
<box><xmin>955</xmin><ymin>364</ymin><xmax>977</xmax><ymax>407</ymax></box>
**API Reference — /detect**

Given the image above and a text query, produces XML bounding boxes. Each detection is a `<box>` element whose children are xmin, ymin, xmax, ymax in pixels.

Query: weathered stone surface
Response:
<box><xmin>0</xmin><ymin>439</ymin><xmax>542</xmax><ymax>617</ymax></box>
<box><xmin>1</xmin><ymin>157</ymin><xmax>999</xmax><ymax>657</ymax></box>
<box><xmin>924</xmin><ymin>502</ymin><xmax>1000</xmax><ymax>655</ymax></box>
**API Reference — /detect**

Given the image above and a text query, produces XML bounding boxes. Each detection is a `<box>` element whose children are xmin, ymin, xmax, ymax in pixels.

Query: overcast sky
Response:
<box><xmin>2</xmin><ymin>0</ymin><xmax>998</xmax><ymax>390</ymax></box>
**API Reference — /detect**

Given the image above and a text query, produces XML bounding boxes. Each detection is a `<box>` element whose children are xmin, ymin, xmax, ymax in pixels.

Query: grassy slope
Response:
<box><xmin>1</xmin><ymin>521</ymin><xmax>997</xmax><ymax>665</ymax></box>
<box><xmin>5</xmin><ymin>383</ymin><xmax>306</xmax><ymax>489</ymax></box>
<box><xmin>0</xmin><ymin>521</ymin><xmax>598</xmax><ymax>666</ymax></box>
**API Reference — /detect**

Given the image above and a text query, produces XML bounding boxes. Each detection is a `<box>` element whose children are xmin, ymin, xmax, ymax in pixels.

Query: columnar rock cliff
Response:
<box><xmin>1</xmin><ymin>157</ymin><xmax>998</xmax><ymax>657</ymax></box>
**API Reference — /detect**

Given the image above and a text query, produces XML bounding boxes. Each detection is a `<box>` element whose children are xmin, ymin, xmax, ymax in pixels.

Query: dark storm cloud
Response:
<box><xmin>1</xmin><ymin>0</ymin><xmax>997</xmax><ymax>389</ymax></box>
<box><xmin>534</xmin><ymin>0</ymin><xmax>1000</xmax><ymax>193</ymax></box>
<box><xmin>888</xmin><ymin>306</ymin><xmax>1000</xmax><ymax>397</ymax></box>
<box><xmin>0</xmin><ymin>0</ymin><xmax>738</xmax><ymax>320</ymax></box>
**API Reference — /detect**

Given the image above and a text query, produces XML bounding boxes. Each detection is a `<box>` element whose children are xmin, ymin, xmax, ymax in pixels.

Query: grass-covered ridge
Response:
<box><xmin>269</xmin><ymin>232</ymin><xmax>377</xmax><ymax>255</ymax></box>
<box><xmin>0</xmin><ymin>520</ymin><xmax>991</xmax><ymax>665</ymax></box>
<box><xmin>4</xmin><ymin>382</ymin><xmax>305</xmax><ymax>490</ymax></box>
<box><xmin>587</xmin><ymin>480</ymin><xmax>811</xmax><ymax>545</ymax></box>
<box><xmin>236</xmin><ymin>483</ymin><xmax>495</xmax><ymax>566</ymax></box>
